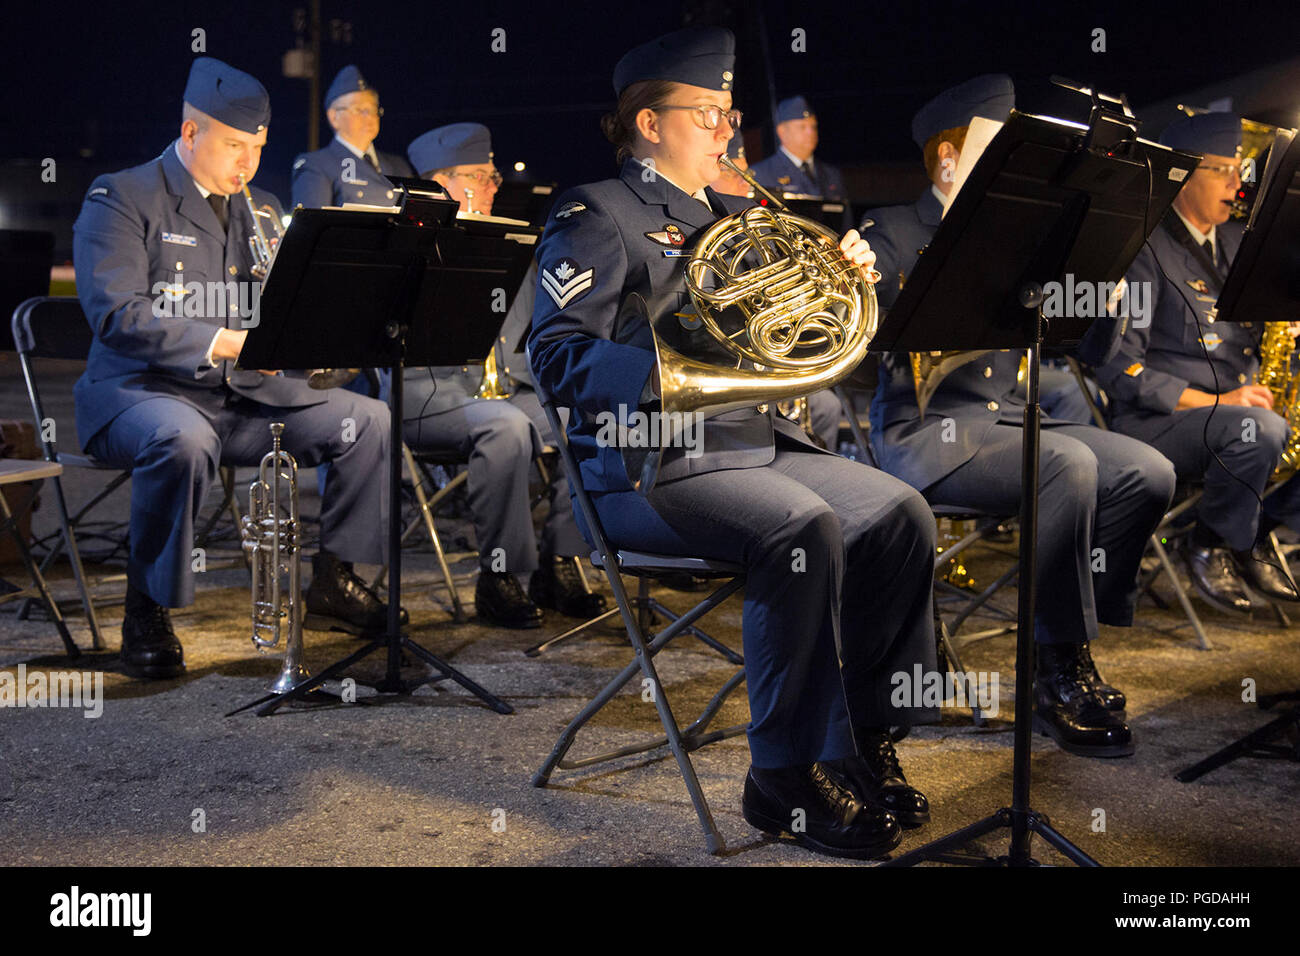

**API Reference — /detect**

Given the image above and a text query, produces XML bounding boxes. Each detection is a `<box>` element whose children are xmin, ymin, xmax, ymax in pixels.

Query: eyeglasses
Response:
<box><xmin>333</xmin><ymin>105</ymin><xmax>384</xmax><ymax>119</ymax></box>
<box><xmin>1198</xmin><ymin>162</ymin><xmax>1243</xmax><ymax>180</ymax></box>
<box><xmin>451</xmin><ymin>168</ymin><xmax>504</xmax><ymax>188</ymax></box>
<box><xmin>656</xmin><ymin>105</ymin><xmax>742</xmax><ymax>131</ymax></box>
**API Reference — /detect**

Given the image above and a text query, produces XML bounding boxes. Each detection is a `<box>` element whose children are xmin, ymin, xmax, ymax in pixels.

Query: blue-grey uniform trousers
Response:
<box><xmin>1113</xmin><ymin>405</ymin><xmax>1300</xmax><ymax>551</ymax></box>
<box><xmin>402</xmin><ymin>386</ymin><xmax>586</xmax><ymax>573</ymax></box>
<box><xmin>87</xmin><ymin>386</ymin><xmax>390</xmax><ymax>607</ymax></box>
<box><xmin>913</xmin><ymin>421</ymin><xmax>1175</xmax><ymax>644</ymax></box>
<box><xmin>585</xmin><ymin>431</ymin><xmax>939</xmax><ymax>769</ymax></box>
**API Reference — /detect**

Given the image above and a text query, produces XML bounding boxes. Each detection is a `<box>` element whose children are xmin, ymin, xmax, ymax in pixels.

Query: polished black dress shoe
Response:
<box><xmin>826</xmin><ymin>730</ymin><xmax>930</xmax><ymax>828</ymax></box>
<box><xmin>1034</xmin><ymin>643</ymin><xmax>1134</xmax><ymax>757</ymax></box>
<box><xmin>476</xmin><ymin>571</ymin><xmax>543</xmax><ymax>629</ymax></box>
<box><xmin>304</xmin><ymin>552</ymin><xmax>407</xmax><ymax>635</ymax></box>
<box><xmin>121</xmin><ymin>589</ymin><xmax>185</xmax><ymax>680</ymax></box>
<box><xmin>1076</xmin><ymin>641</ymin><xmax>1126</xmax><ymax>712</ymax></box>
<box><xmin>742</xmin><ymin>763</ymin><xmax>902</xmax><ymax>860</ymax></box>
<box><xmin>528</xmin><ymin>555</ymin><xmax>607</xmax><ymax>618</ymax></box>
<box><xmin>1233</xmin><ymin>536</ymin><xmax>1300</xmax><ymax>603</ymax></box>
<box><xmin>1182</xmin><ymin>542</ymin><xmax>1253</xmax><ymax>614</ymax></box>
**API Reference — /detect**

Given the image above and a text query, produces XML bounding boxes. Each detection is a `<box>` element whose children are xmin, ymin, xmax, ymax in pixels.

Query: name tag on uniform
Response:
<box><xmin>162</xmin><ymin>232</ymin><xmax>197</xmax><ymax>247</ymax></box>
<box><xmin>662</xmin><ymin>249</ymin><xmax>688</xmax><ymax>257</ymax></box>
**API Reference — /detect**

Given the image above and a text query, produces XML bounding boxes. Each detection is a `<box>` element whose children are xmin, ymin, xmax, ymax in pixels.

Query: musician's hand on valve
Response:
<box><xmin>839</xmin><ymin>229</ymin><xmax>880</xmax><ymax>284</ymax></box>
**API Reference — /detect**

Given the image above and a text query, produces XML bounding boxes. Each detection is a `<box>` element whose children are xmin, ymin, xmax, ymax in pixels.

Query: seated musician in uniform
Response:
<box><xmin>865</xmin><ymin>75</ymin><xmax>1177</xmax><ymax>758</ymax></box>
<box><xmin>1095</xmin><ymin>112</ymin><xmax>1300</xmax><ymax>612</ymax></box>
<box><xmin>530</xmin><ymin>26</ymin><xmax>939</xmax><ymax>860</ymax></box>
<box><xmin>711</xmin><ymin>131</ymin><xmax>843</xmax><ymax>451</ymax></box>
<box><xmin>72</xmin><ymin>58</ymin><xmax>398</xmax><ymax>679</ymax></box>
<box><xmin>401</xmin><ymin>123</ymin><xmax>606</xmax><ymax>628</ymax></box>
<box><xmin>748</xmin><ymin>95</ymin><xmax>852</xmax><ymax>230</ymax></box>
<box><xmin>291</xmin><ymin>65</ymin><xmax>415</xmax><ymax>209</ymax></box>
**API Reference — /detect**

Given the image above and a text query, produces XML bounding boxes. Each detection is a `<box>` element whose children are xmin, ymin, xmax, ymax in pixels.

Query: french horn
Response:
<box><xmin>624</xmin><ymin>157</ymin><xmax>878</xmax><ymax>493</ymax></box>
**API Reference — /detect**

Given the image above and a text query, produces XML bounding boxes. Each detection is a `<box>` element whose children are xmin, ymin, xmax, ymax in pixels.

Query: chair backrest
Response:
<box><xmin>11</xmin><ymin>296</ymin><xmax>94</xmax><ymax>362</ymax></box>
<box><xmin>10</xmin><ymin>296</ymin><xmax>93</xmax><ymax>462</ymax></box>
<box><xmin>527</xmin><ymin>346</ymin><xmax>625</xmax><ymax>564</ymax></box>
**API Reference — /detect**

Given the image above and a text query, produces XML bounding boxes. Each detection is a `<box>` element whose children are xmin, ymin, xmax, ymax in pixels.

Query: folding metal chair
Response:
<box><xmin>531</xmin><ymin>392</ymin><xmax>747</xmax><ymax>854</ymax></box>
<box><xmin>0</xmin><ymin>459</ymin><xmax>79</xmax><ymax>657</ymax></box>
<box><xmin>12</xmin><ymin>296</ymin><xmax>244</xmax><ymax>649</ymax></box>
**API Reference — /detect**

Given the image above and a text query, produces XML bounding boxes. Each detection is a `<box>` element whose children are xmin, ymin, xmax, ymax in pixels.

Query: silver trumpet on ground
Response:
<box><xmin>622</xmin><ymin>155</ymin><xmax>879</xmax><ymax>493</ymax></box>
<box><xmin>237</xmin><ymin>174</ymin><xmax>360</xmax><ymax>390</ymax></box>
<box><xmin>240</xmin><ymin>422</ymin><xmax>312</xmax><ymax>695</ymax></box>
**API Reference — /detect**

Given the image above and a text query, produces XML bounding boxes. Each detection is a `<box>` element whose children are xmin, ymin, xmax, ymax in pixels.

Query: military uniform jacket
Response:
<box><xmin>1095</xmin><ymin>211</ymin><xmax>1252</xmax><ymax>434</ymax></box>
<box><xmin>290</xmin><ymin>138</ymin><xmax>415</xmax><ymax>209</ymax></box>
<box><xmin>864</xmin><ymin>189</ymin><xmax>1123</xmax><ymax>491</ymax></box>
<box><xmin>72</xmin><ymin>144</ymin><xmax>326</xmax><ymax>447</ymax></box>
<box><xmin>749</xmin><ymin>149</ymin><xmax>847</xmax><ymax>203</ymax></box>
<box><xmin>749</xmin><ymin>149</ymin><xmax>851</xmax><ymax>229</ymax></box>
<box><xmin>528</xmin><ymin>157</ymin><xmax>823</xmax><ymax>495</ymax></box>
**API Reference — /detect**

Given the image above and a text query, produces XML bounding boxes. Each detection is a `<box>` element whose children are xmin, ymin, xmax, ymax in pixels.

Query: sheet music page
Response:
<box><xmin>943</xmin><ymin>116</ymin><xmax>1004</xmax><ymax>219</ymax></box>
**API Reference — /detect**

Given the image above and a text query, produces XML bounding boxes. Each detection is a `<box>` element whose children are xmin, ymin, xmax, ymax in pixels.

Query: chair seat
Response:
<box><xmin>50</xmin><ymin>452</ymin><xmax>118</xmax><ymax>471</ymax></box>
<box><xmin>0</xmin><ymin>459</ymin><xmax>62</xmax><ymax>484</ymax></box>
<box><xmin>593</xmin><ymin>549</ymin><xmax>745</xmax><ymax>576</ymax></box>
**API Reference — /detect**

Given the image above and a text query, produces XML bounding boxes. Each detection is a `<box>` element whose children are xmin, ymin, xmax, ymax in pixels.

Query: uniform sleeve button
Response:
<box><xmin>1238</xmin><ymin>373</ymin><xmax>1247</xmax><ymax>384</ymax></box>
<box><xmin>987</xmin><ymin>401</ymin><xmax>999</xmax><ymax>411</ymax></box>
<box><xmin>983</xmin><ymin>366</ymin><xmax>992</xmax><ymax>377</ymax></box>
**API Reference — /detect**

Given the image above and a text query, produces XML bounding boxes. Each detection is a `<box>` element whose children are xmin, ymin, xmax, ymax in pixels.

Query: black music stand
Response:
<box><xmin>228</xmin><ymin>195</ymin><xmax>539</xmax><ymax>717</ymax></box>
<box><xmin>874</xmin><ymin>96</ymin><xmax>1196</xmax><ymax>866</ymax></box>
<box><xmin>1176</xmin><ymin>125</ymin><xmax>1300</xmax><ymax>782</ymax></box>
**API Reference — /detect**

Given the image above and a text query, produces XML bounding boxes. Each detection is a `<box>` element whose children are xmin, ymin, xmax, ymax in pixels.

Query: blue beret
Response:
<box><xmin>183</xmin><ymin>57</ymin><xmax>270</xmax><ymax>134</ymax></box>
<box><xmin>775</xmin><ymin>96</ymin><xmax>814</xmax><ymax>124</ymax></box>
<box><xmin>612</xmin><ymin>27</ymin><xmax>735</xmax><ymax>96</ymax></box>
<box><xmin>1159</xmin><ymin>112</ymin><xmax>1241</xmax><ymax>158</ymax></box>
<box><xmin>911</xmin><ymin>74</ymin><xmax>1015</xmax><ymax>149</ymax></box>
<box><xmin>408</xmin><ymin>123</ymin><xmax>493</xmax><ymax>175</ymax></box>
<box><xmin>325</xmin><ymin>64</ymin><xmax>373</xmax><ymax>109</ymax></box>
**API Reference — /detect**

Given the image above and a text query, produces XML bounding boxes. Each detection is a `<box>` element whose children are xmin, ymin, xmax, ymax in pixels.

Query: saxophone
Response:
<box><xmin>1254</xmin><ymin>321</ymin><xmax>1300</xmax><ymax>480</ymax></box>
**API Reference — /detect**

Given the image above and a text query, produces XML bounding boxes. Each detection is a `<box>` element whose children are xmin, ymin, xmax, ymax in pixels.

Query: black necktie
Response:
<box><xmin>207</xmin><ymin>193</ymin><xmax>228</xmax><ymax>232</ymax></box>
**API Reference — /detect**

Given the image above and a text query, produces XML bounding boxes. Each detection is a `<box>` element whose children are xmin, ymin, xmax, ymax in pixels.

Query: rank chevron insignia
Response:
<box><xmin>542</xmin><ymin>258</ymin><xmax>595</xmax><ymax>309</ymax></box>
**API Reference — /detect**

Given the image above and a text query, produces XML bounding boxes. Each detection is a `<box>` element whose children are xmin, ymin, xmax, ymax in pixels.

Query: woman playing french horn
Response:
<box><xmin>527</xmin><ymin>26</ymin><xmax>938</xmax><ymax>860</ymax></box>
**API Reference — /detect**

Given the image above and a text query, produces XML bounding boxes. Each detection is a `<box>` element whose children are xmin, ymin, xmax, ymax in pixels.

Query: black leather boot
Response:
<box><xmin>476</xmin><ymin>570</ymin><xmax>543</xmax><ymax>629</ymax></box>
<box><xmin>120</xmin><ymin>586</ymin><xmax>185</xmax><ymax>680</ymax></box>
<box><xmin>304</xmin><ymin>552</ymin><xmax>407</xmax><ymax>635</ymax></box>
<box><xmin>826</xmin><ymin>728</ymin><xmax>930</xmax><ymax>828</ymax></box>
<box><xmin>1034</xmin><ymin>643</ymin><xmax>1134</xmax><ymax>757</ymax></box>
<box><xmin>742</xmin><ymin>763</ymin><xmax>901</xmax><ymax>859</ymax></box>
<box><xmin>528</xmin><ymin>555</ymin><xmax>607</xmax><ymax>618</ymax></box>
<box><xmin>1076</xmin><ymin>641</ymin><xmax>1126</xmax><ymax>712</ymax></box>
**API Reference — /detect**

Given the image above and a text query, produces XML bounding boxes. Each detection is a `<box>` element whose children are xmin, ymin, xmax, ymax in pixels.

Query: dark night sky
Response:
<box><xmin>4</xmin><ymin>0</ymin><xmax>1298</xmax><ymax>205</ymax></box>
